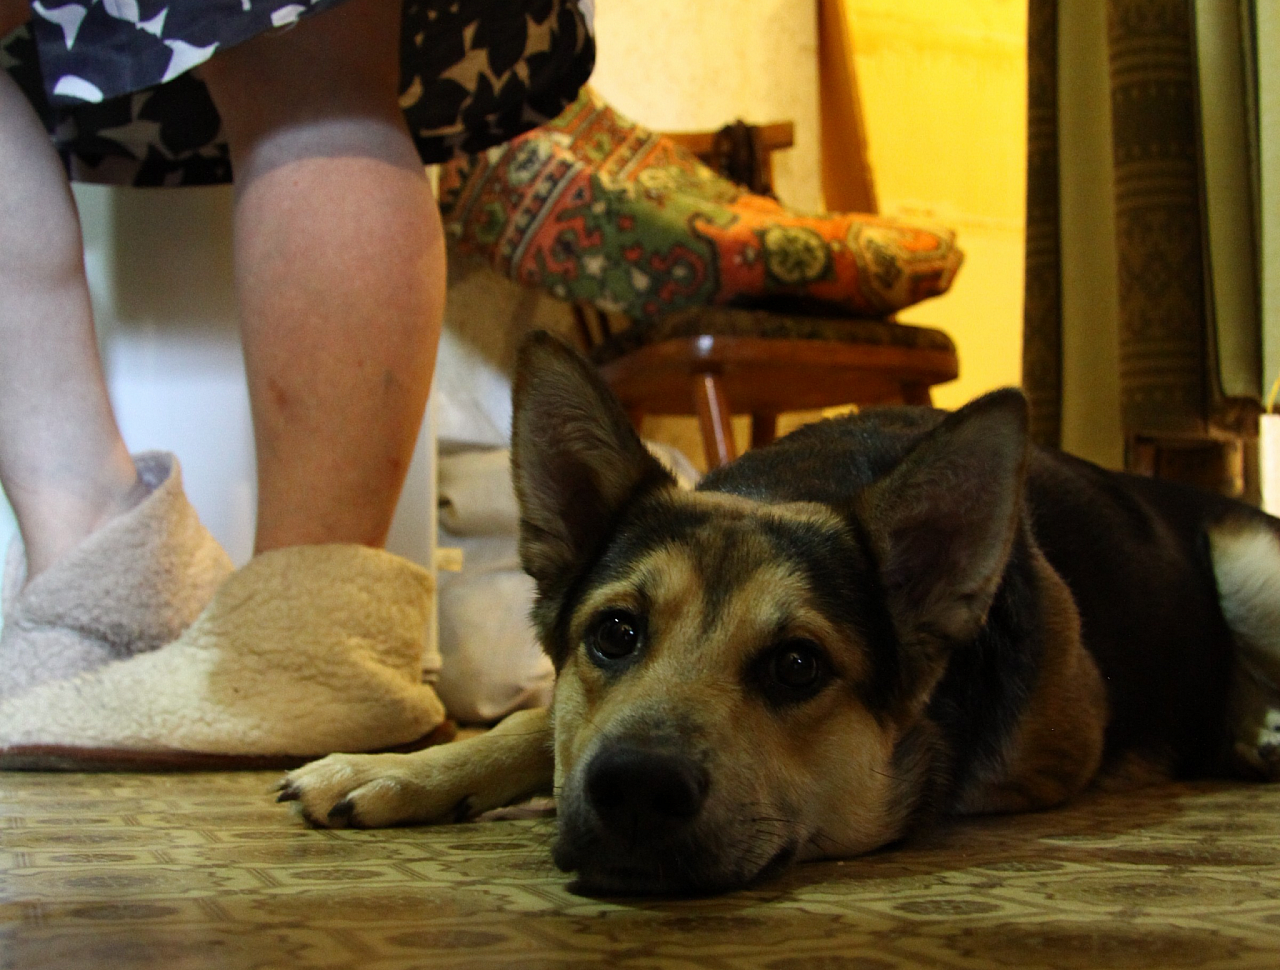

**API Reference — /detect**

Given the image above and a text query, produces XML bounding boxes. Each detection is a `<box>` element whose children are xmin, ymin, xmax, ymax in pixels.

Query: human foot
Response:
<box><xmin>0</xmin><ymin>543</ymin><xmax>450</xmax><ymax>769</ymax></box>
<box><xmin>0</xmin><ymin>452</ymin><xmax>233</xmax><ymax>700</ymax></box>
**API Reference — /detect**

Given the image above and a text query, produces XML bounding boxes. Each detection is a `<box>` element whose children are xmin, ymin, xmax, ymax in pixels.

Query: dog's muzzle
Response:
<box><xmin>554</xmin><ymin>742</ymin><xmax>717</xmax><ymax>894</ymax></box>
<box><xmin>585</xmin><ymin>745</ymin><xmax>710</xmax><ymax>838</ymax></box>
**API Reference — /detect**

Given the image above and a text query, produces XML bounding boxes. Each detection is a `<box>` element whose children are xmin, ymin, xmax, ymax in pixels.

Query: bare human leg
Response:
<box><xmin>0</xmin><ymin>4</ymin><xmax>235</xmax><ymax>701</ymax></box>
<box><xmin>198</xmin><ymin>0</ymin><xmax>446</xmax><ymax>554</ymax></box>
<box><xmin>0</xmin><ymin>0</ymin><xmax>449</xmax><ymax>760</ymax></box>
<box><xmin>0</xmin><ymin>8</ymin><xmax>144</xmax><ymax>582</ymax></box>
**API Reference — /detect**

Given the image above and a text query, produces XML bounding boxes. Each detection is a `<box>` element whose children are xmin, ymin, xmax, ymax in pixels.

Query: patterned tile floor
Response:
<box><xmin>2</xmin><ymin>770</ymin><xmax>1280</xmax><ymax>969</ymax></box>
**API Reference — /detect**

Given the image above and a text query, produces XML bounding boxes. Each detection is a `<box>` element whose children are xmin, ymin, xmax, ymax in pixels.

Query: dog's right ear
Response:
<box><xmin>511</xmin><ymin>333</ymin><xmax>674</xmax><ymax>599</ymax></box>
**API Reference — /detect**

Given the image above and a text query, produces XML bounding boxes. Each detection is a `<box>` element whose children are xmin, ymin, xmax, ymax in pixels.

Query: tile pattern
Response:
<box><xmin>3</xmin><ymin>772</ymin><xmax>1280</xmax><ymax>969</ymax></box>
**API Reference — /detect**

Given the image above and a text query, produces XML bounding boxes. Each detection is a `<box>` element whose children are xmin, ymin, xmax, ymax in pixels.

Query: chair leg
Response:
<box><xmin>694</xmin><ymin>372</ymin><xmax>736</xmax><ymax>469</ymax></box>
<box><xmin>751</xmin><ymin>413</ymin><xmax>777</xmax><ymax>449</ymax></box>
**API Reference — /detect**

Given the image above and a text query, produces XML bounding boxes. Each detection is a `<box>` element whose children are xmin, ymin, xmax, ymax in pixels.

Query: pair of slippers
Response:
<box><xmin>0</xmin><ymin>453</ymin><xmax>452</xmax><ymax>771</ymax></box>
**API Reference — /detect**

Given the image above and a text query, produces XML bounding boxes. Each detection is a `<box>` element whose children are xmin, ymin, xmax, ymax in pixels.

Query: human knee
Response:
<box><xmin>199</xmin><ymin>0</ymin><xmax>404</xmax><ymax>147</ymax></box>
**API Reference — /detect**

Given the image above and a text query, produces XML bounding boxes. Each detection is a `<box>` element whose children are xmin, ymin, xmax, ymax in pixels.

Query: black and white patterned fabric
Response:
<box><xmin>1</xmin><ymin>0</ymin><xmax>595</xmax><ymax>186</ymax></box>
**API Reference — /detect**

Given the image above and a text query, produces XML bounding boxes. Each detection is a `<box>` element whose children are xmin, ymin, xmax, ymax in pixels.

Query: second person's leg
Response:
<box><xmin>0</xmin><ymin>65</ymin><xmax>142</xmax><ymax>581</ymax></box>
<box><xmin>199</xmin><ymin>0</ymin><xmax>445</xmax><ymax>553</ymax></box>
<box><xmin>1</xmin><ymin>26</ymin><xmax>233</xmax><ymax>702</ymax></box>
<box><xmin>0</xmin><ymin>0</ymin><xmax>449</xmax><ymax>761</ymax></box>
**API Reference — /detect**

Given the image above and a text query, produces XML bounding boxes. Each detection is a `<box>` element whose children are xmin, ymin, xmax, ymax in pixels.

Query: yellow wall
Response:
<box><xmin>596</xmin><ymin>0</ymin><xmax>1029</xmax><ymax>417</ymax></box>
<box><xmin>581</xmin><ymin>1</ymin><xmax>1029</xmax><ymax>468</ymax></box>
<box><xmin>842</xmin><ymin>0</ymin><xmax>1028</xmax><ymax>409</ymax></box>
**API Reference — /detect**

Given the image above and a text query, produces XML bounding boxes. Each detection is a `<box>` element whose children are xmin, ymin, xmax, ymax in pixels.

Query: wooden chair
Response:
<box><xmin>573</xmin><ymin>120</ymin><xmax>959</xmax><ymax>470</ymax></box>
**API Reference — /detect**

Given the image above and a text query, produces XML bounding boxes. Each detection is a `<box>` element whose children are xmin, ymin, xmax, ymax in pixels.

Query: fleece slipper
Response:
<box><xmin>0</xmin><ymin>452</ymin><xmax>234</xmax><ymax>701</ymax></box>
<box><xmin>0</xmin><ymin>544</ymin><xmax>452</xmax><ymax>770</ymax></box>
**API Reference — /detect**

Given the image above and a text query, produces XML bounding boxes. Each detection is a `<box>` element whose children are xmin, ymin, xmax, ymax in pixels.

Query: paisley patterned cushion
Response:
<box><xmin>439</xmin><ymin>88</ymin><xmax>964</xmax><ymax>323</ymax></box>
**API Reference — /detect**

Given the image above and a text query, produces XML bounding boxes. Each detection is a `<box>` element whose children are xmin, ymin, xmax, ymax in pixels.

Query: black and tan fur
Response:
<box><xmin>282</xmin><ymin>333</ymin><xmax>1280</xmax><ymax>895</ymax></box>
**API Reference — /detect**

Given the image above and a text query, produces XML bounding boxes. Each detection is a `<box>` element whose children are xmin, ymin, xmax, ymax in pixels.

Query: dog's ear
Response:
<box><xmin>860</xmin><ymin>388</ymin><xmax>1029</xmax><ymax>650</ymax></box>
<box><xmin>511</xmin><ymin>332</ymin><xmax>674</xmax><ymax>595</ymax></box>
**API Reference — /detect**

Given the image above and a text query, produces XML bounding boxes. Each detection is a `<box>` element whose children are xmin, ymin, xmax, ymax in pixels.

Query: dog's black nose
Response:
<box><xmin>585</xmin><ymin>747</ymin><xmax>709</xmax><ymax>840</ymax></box>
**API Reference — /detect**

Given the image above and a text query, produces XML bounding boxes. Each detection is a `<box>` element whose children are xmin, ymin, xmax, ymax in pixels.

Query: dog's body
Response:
<box><xmin>283</xmin><ymin>334</ymin><xmax>1280</xmax><ymax>895</ymax></box>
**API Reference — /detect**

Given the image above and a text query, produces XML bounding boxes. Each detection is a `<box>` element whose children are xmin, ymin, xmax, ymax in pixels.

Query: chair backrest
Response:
<box><xmin>663</xmin><ymin>121</ymin><xmax>796</xmax><ymax>197</ymax></box>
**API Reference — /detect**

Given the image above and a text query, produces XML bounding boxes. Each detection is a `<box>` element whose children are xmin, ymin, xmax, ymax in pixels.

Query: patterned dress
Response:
<box><xmin>1</xmin><ymin>0</ymin><xmax>595</xmax><ymax>186</ymax></box>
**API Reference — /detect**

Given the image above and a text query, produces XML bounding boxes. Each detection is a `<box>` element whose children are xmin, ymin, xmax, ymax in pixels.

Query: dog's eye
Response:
<box><xmin>771</xmin><ymin>641</ymin><xmax>824</xmax><ymax>690</ymax></box>
<box><xmin>772</xmin><ymin>644</ymin><xmax>821</xmax><ymax>689</ymax></box>
<box><xmin>587</xmin><ymin>610</ymin><xmax>645</xmax><ymax>664</ymax></box>
<box><xmin>753</xmin><ymin>639</ymin><xmax>830</xmax><ymax>705</ymax></box>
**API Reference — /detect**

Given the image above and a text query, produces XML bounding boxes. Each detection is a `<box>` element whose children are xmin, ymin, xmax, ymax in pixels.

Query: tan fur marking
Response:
<box><xmin>679</xmin><ymin>490</ymin><xmax>847</xmax><ymax>531</ymax></box>
<box><xmin>1092</xmin><ymin>750</ymin><xmax>1178</xmax><ymax>791</ymax></box>
<box><xmin>570</xmin><ymin>548</ymin><xmax>704</xmax><ymax>651</ymax></box>
<box><xmin>554</xmin><ymin>545</ymin><xmax>709</xmax><ymax>793</ymax></box>
<box><xmin>714</xmin><ymin>559</ymin><xmax>872</xmax><ymax>685</ymax></box>
<box><xmin>552</xmin><ymin>500</ymin><xmax>903</xmax><ymax>875</ymax></box>
<box><xmin>961</xmin><ymin>549</ymin><xmax>1106</xmax><ymax>814</ymax></box>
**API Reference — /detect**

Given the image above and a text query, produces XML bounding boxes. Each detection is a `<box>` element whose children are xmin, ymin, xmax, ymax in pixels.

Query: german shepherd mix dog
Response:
<box><xmin>281</xmin><ymin>333</ymin><xmax>1280</xmax><ymax>895</ymax></box>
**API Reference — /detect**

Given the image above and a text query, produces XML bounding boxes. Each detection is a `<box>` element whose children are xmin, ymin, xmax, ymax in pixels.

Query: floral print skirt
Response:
<box><xmin>1</xmin><ymin>0</ymin><xmax>595</xmax><ymax>186</ymax></box>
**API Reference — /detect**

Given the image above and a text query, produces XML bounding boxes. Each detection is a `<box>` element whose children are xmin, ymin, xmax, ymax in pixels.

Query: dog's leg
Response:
<box><xmin>1208</xmin><ymin>518</ymin><xmax>1280</xmax><ymax>780</ymax></box>
<box><xmin>959</xmin><ymin>554</ymin><xmax>1106</xmax><ymax>813</ymax></box>
<box><xmin>277</xmin><ymin>707</ymin><xmax>555</xmax><ymax>828</ymax></box>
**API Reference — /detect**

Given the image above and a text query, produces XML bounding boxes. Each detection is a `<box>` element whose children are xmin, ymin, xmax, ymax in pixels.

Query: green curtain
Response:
<box><xmin>1022</xmin><ymin>0</ymin><xmax>1262</xmax><ymax>483</ymax></box>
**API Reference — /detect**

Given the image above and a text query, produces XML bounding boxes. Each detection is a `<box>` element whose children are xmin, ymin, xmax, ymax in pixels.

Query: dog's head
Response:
<box><xmin>512</xmin><ymin>333</ymin><xmax>1028</xmax><ymax>895</ymax></box>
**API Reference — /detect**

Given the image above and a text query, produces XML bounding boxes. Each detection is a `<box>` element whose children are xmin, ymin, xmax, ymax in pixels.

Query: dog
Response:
<box><xmin>279</xmin><ymin>331</ymin><xmax>1280</xmax><ymax>895</ymax></box>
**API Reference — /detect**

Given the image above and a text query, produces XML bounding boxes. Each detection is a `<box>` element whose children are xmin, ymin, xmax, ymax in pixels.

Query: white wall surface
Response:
<box><xmin>83</xmin><ymin>184</ymin><xmax>259</xmax><ymax>566</ymax></box>
<box><xmin>589</xmin><ymin>0</ymin><xmax>823</xmax><ymax>214</ymax></box>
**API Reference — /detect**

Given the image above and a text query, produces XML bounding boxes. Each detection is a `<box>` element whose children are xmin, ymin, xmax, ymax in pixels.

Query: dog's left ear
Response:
<box><xmin>860</xmin><ymin>388</ymin><xmax>1030</xmax><ymax>649</ymax></box>
<box><xmin>511</xmin><ymin>332</ymin><xmax>674</xmax><ymax>598</ymax></box>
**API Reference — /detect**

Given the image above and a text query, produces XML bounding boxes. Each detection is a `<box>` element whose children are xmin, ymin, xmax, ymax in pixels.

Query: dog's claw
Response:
<box><xmin>276</xmin><ymin>785</ymin><xmax>300</xmax><ymax>803</ymax></box>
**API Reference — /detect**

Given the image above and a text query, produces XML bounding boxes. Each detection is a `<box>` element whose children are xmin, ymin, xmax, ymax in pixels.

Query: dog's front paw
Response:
<box><xmin>1230</xmin><ymin>708</ymin><xmax>1280</xmax><ymax>782</ymax></box>
<box><xmin>276</xmin><ymin>751</ymin><xmax>464</xmax><ymax>829</ymax></box>
<box><xmin>276</xmin><ymin>709</ymin><xmax>556</xmax><ymax>829</ymax></box>
<box><xmin>1253</xmin><ymin>710</ymin><xmax>1280</xmax><ymax>780</ymax></box>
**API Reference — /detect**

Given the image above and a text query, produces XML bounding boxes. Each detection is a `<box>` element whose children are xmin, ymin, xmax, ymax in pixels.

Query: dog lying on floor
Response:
<box><xmin>280</xmin><ymin>332</ymin><xmax>1280</xmax><ymax>895</ymax></box>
